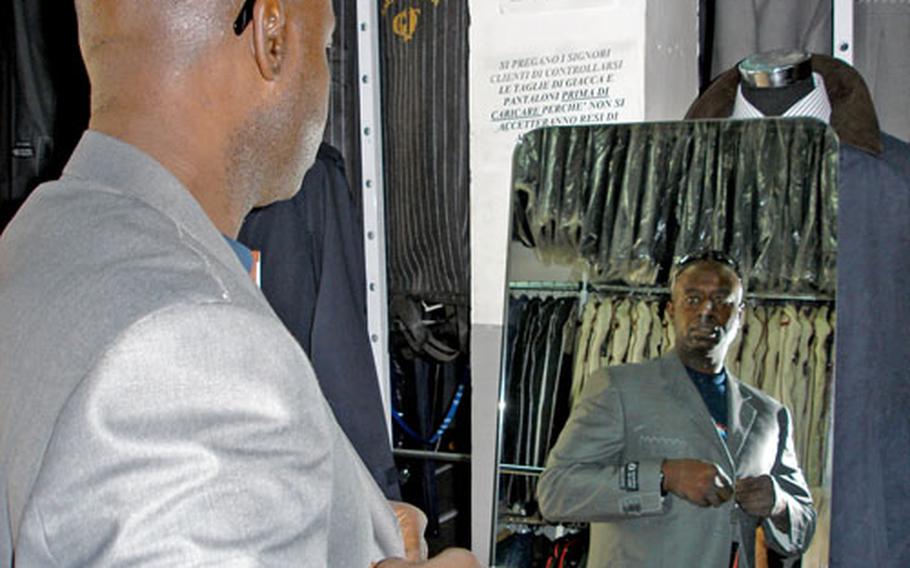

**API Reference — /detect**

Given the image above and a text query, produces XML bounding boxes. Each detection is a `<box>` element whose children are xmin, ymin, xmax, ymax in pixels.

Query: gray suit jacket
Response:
<box><xmin>0</xmin><ymin>131</ymin><xmax>404</xmax><ymax>566</ymax></box>
<box><xmin>537</xmin><ymin>353</ymin><xmax>815</xmax><ymax>568</ymax></box>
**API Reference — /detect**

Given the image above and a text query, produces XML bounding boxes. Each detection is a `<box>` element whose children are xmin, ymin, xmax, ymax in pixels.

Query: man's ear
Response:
<box><xmin>666</xmin><ymin>299</ymin><xmax>675</xmax><ymax>320</ymax></box>
<box><xmin>252</xmin><ymin>0</ymin><xmax>287</xmax><ymax>81</ymax></box>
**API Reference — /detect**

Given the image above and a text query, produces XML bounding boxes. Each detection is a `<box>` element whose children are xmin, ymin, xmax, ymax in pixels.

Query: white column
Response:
<box><xmin>356</xmin><ymin>0</ymin><xmax>392</xmax><ymax>441</ymax></box>
<box><xmin>832</xmin><ymin>0</ymin><xmax>854</xmax><ymax>65</ymax></box>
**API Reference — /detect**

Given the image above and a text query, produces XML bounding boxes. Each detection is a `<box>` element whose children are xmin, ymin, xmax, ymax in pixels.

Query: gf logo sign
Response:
<box><xmin>392</xmin><ymin>7</ymin><xmax>421</xmax><ymax>43</ymax></box>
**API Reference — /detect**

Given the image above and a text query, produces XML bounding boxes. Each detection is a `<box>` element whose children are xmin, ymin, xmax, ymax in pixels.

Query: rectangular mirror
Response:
<box><xmin>493</xmin><ymin>118</ymin><xmax>838</xmax><ymax>567</ymax></box>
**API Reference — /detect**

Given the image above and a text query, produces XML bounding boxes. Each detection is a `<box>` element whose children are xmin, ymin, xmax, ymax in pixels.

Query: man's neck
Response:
<box><xmin>684</xmin><ymin>365</ymin><xmax>726</xmax><ymax>379</ymax></box>
<box><xmin>89</xmin><ymin>113</ymin><xmax>246</xmax><ymax>237</ymax></box>
<box><xmin>677</xmin><ymin>351</ymin><xmax>724</xmax><ymax>374</ymax></box>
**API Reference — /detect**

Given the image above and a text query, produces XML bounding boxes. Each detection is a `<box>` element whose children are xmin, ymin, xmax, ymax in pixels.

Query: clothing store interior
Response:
<box><xmin>2</xmin><ymin>1</ymin><xmax>908</xmax><ymax>567</ymax></box>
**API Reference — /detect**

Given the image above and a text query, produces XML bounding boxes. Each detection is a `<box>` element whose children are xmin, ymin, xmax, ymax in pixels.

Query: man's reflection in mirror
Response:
<box><xmin>537</xmin><ymin>250</ymin><xmax>816</xmax><ymax>568</ymax></box>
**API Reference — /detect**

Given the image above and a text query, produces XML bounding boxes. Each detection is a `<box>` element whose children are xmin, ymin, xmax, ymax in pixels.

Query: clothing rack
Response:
<box><xmin>509</xmin><ymin>280</ymin><xmax>834</xmax><ymax>304</ymax></box>
<box><xmin>499</xmin><ymin>463</ymin><xmax>545</xmax><ymax>476</ymax></box>
<box><xmin>392</xmin><ymin>448</ymin><xmax>472</xmax><ymax>463</ymax></box>
<box><xmin>498</xmin><ymin>513</ymin><xmax>586</xmax><ymax>529</ymax></box>
<box><xmin>498</xmin><ymin>514</ymin><xmax>550</xmax><ymax>526</ymax></box>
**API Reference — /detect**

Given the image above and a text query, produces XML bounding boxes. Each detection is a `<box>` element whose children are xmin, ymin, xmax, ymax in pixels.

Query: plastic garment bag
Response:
<box><xmin>510</xmin><ymin>119</ymin><xmax>838</xmax><ymax>293</ymax></box>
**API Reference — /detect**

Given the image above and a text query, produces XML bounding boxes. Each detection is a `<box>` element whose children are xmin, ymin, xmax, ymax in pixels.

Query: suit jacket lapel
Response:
<box><xmin>64</xmin><ymin>131</ymin><xmax>263</xmax><ymax>301</ymax></box>
<box><xmin>727</xmin><ymin>373</ymin><xmax>757</xmax><ymax>464</ymax></box>
<box><xmin>659</xmin><ymin>354</ymin><xmax>735</xmax><ymax>472</ymax></box>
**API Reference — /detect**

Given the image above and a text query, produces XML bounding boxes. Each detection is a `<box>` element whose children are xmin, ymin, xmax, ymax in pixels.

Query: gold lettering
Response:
<box><xmin>392</xmin><ymin>7</ymin><xmax>421</xmax><ymax>43</ymax></box>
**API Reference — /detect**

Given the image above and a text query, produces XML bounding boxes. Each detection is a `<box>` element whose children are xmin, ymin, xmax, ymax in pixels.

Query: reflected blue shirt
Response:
<box><xmin>684</xmin><ymin>366</ymin><xmax>728</xmax><ymax>440</ymax></box>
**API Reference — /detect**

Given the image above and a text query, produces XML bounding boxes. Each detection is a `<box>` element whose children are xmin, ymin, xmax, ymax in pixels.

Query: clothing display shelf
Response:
<box><xmin>509</xmin><ymin>281</ymin><xmax>835</xmax><ymax>304</ymax></box>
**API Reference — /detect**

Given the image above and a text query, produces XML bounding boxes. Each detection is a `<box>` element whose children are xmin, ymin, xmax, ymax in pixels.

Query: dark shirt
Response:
<box><xmin>684</xmin><ymin>366</ymin><xmax>729</xmax><ymax>441</ymax></box>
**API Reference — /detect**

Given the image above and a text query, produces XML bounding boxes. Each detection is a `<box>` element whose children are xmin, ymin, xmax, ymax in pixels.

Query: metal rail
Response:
<box><xmin>509</xmin><ymin>280</ymin><xmax>834</xmax><ymax>303</ymax></box>
<box><xmin>392</xmin><ymin>449</ymin><xmax>472</xmax><ymax>463</ymax></box>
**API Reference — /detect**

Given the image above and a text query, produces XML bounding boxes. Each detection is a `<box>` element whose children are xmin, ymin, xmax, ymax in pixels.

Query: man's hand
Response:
<box><xmin>389</xmin><ymin>502</ymin><xmax>429</xmax><ymax>562</ymax></box>
<box><xmin>735</xmin><ymin>475</ymin><xmax>787</xmax><ymax>528</ymax></box>
<box><xmin>661</xmin><ymin>459</ymin><xmax>733</xmax><ymax>507</ymax></box>
<box><xmin>374</xmin><ymin>548</ymin><xmax>480</xmax><ymax>568</ymax></box>
<box><xmin>374</xmin><ymin>502</ymin><xmax>479</xmax><ymax>568</ymax></box>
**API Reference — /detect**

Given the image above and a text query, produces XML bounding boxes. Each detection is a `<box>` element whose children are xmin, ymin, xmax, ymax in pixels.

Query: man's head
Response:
<box><xmin>222</xmin><ymin>0</ymin><xmax>336</xmax><ymax>207</ymax></box>
<box><xmin>74</xmin><ymin>0</ymin><xmax>335</xmax><ymax>232</ymax></box>
<box><xmin>667</xmin><ymin>250</ymin><xmax>745</xmax><ymax>373</ymax></box>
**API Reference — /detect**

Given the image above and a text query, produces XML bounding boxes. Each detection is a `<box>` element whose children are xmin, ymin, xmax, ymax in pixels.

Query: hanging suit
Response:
<box><xmin>1</xmin><ymin>0</ymin><xmax>90</xmax><ymax>231</ymax></box>
<box><xmin>807</xmin><ymin>307</ymin><xmax>833</xmax><ymax>488</ymax></box>
<box><xmin>239</xmin><ymin>143</ymin><xmax>401</xmax><ymax>500</ymax></box>
<box><xmin>543</xmin><ymin>301</ymin><xmax>579</xmax><ymax>459</ymax></box>
<box><xmin>647</xmin><ymin>301</ymin><xmax>664</xmax><ymax>360</ymax></box>
<box><xmin>724</xmin><ymin>303</ymin><xmax>746</xmax><ymax>378</ymax></box>
<box><xmin>584</xmin><ymin>298</ymin><xmax>615</xmax><ymax>394</ymax></box>
<box><xmin>607</xmin><ymin>299</ymin><xmax>633</xmax><ymax>367</ymax></box>
<box><xmin>571</xmin><ymin>298</ymin><xmax>599</xmax><ymax>406</ymax></box>
<box><xmin>793</xmin><ymin>306</ymin><xmax>816</xmax><ymax>477</ymax></box>
<box><xmin>626</xmin><ymin>300</ymin><xmax>653</xmax><ymax>364</ymax></box>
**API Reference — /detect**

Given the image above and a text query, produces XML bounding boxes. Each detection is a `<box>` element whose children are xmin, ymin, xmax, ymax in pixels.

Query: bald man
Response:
<box><xmin>0</xmin><ymin>1</ymin><xmax>474</xmax><ymax>566</ymax></box>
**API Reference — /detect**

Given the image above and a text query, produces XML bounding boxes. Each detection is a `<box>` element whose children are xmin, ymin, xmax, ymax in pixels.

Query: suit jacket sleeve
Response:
<box><xmin>764</xmin><ymin>405</ymin><xmax>817</xmax><ymax>556</ymax></box>
<box><xmin>22</xmin><ymin>302</ymin><xmax>393</xmax><ymax>566</ymax></box>
<box><xmin>537</xmin><ymin>369</ymin><xmax>665</xmax><ymax>522</ymax></box>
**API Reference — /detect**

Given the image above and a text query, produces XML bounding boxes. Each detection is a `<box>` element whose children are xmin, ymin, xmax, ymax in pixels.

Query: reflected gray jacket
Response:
<box><xmin>538</xmin><ymin>353</ymin><xmax>815</xmax><ymax>568</ymax></box>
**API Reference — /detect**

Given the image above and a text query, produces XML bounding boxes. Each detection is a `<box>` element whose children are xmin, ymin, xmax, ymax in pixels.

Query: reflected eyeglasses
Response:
<box><xmin>675</xmin><ymin>249</ymin><xmax>741</xmax><ymax>278</ymax></box>
<box><xmin>233</xmin><ymin>0</ymin><xmax>256</xmax><ymax>36</ymax></box>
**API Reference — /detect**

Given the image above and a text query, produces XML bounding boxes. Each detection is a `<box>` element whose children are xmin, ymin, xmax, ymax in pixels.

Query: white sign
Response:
<box><xmin>470</xmin><ymin>1</ymin><xmax>647</xmax><ymax>326</ymax></box>
<box><xmin>499</xmin><ymin>0</ymin><xmax>623</xmax><ymax>14</ymax></box>
<box><xmin>486</xmin><ymin>45</ymin><xmax>639</xmax><ymax>133</ymax></box>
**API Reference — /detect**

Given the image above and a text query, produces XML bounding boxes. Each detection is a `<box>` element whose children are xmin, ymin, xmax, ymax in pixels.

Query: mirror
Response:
<box><xmin>493</xmin><ymin>119</ymin><xmax>838</xmax><ymax>567</ymax></box>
